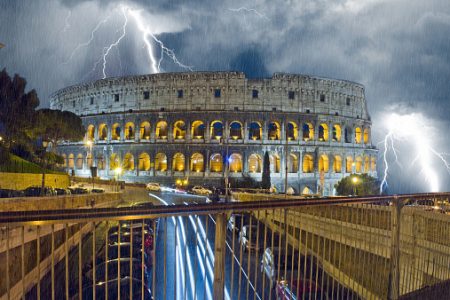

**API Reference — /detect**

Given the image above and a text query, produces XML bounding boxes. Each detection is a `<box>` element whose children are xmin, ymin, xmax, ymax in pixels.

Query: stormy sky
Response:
<box><xmin>1</xmin><ymin>0</ymin><xmax>450</xmax><ymax>193</ymax></box>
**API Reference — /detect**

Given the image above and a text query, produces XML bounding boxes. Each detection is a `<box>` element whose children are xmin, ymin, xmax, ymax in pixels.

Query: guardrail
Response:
<box><xmin>0</xmin><ymin>193</ymin><xmax>449</xmax><ymax>299</ymax></box>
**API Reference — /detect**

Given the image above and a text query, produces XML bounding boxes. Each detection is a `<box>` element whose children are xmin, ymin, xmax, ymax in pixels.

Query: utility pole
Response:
<box><xmin>284</xmin><ymin>124</ymin><xmax>289</xmax><ymax>198</ymax></box>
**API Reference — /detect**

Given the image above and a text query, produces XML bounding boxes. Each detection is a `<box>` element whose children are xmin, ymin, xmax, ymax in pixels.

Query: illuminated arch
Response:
<box><xmin>371</xmin><ymin>157</ymin><xmax>376</xmax><ymax>172</ymax></box>
<box><xmin>86</xmin><ymin>153</ymin><xmax>93</xmax><ymax>168</ymax></box>
<box><xmin>319</xmin><ymin>154</ymin><xmax>329</xmax><ymax>172</ymax></box>
<box><xmin>303</xmin><ymin>154</ymin><xmax>314</xmax><ymax>173</ymax></box>
<box><xmin>270</xmin><ymin>153</ymin><xmax>281</xmax><ymax>173</ymax></box>
<box><xmin>364</xmin><ymin>156</ymin><xmax>370</xmax><ymax>173</ymax></box>
<box><xmin>155</xmin><ymin>153</ymin><xmax>167</xmax><ymax>171</ymax></box>
<box><xmin>124</xmin><ymin>122</ymin><xmax>135</xmax><ymax>140</ymax></box>
<box><xmin>172</xmin><ymin>153</ymin><xmax>185</xmax><ymax>171</ymax></box>
<box><xmin>123</xmin><ymin>153</ymin><xmax>134</xmax><ymax>171</ymax></box>
<box><xmin>191</xmin><ymin>120</ymin><xmax>205</xmax><ymax>139</ymax></box>
<box><xmin>318</xmin><ymin>123</ymin><xmax>329</xmax><ymax>141</ymax></box>
<box><xmin>210</xmin><ymin>121</ymin><xmax>223</xmax><ymax>140</ymax></box>
<box><xmin>98</xmin><ymin>124</ymin><xmax>108</xmax><ymax>140</ymax></box>
<box><xmin>229</xmin><ymin>153</ymin><xmax>243</xmax><ymax>172</ymax></box>
<box><xmin>97</xmin><ymin>154</ymin><xmax>105</xmax><ymax>170</ymax></box>
<box><xmin>68</xmin><ymin>153</ymin><xmax>74</xmax><ymax>168</ymax></box>
<box><xmin>138</xmin><ymin>152</ymin><xmax>150</xmax><ymax>171</ymax></box>
<box><xmin>355</xmin><ymin>127</ymin><xmax>362</xmax><ymax>144</ymax></box>
<box><xmin>288</xmin><ymin>153</ymin><xmax>299</xmax><ymax>173</ymax></box>
<box><xmin>86</xmin><ymin>125</ymin><xmax>95</xmax><ymax>141</ymax></box>
<box><xmin>76</xmin><ymin>154</ymin><xmax>83</xmax><ymax>169</ymax></box>
<box><xmin>110</xmin><ymin>153</ymin><xmax>119</xmax><ymax>170</ymax></box>
<box><xmin>248</xmin><ymin>154</ymin><xmax>262</xmax><ymax>173</ymax></box>
<box><xmin>346</xmin><ymin>156</ymin><xmax>353</xmax><ymax>173</ymax></box>
<box><xmin>333</xmin><ymin>155</ymin><xmax>342</xmax><ymax>173</ymax></box>
<box><xmin>61</xmin><ymin>154</ymin><xmax>67</xmax><ymax>167</ymax></box>
<box><xmin>302</xmin><ymin>186</ymin><xmax>313</xmax><ymax>195</ymax></box>
<box><xmin>112</xmin><ymin>123</ymin><xmax>121</xmax><ymax>140</ymax></box>
<box><xmin>302</xmin><ymin>123</ymin><xmax>314</xmax><ymax>141</ymax></box>
<box><xmin>287</xmin><ymin>122</ymin><xmax>298</xmax><ymax>141</ymax></box>
<box><xmin>364</xmin><ymin>128</ymin><xmax>370</xmax><ymax>144</ymax></box>
<box><xmin>210</xmin><ymin>153</ymin><xmax>223</xmax><ymax>172</ymax></box>
<box><xmin>229</xmin><ymin>121</ymin><xmax>243</xmax><ymax>140</ymax></box>
<box><xmin>355</xmin><ymin>156</ymin><xmax>363</xmax><ymax>173</ymax></box>
<box><xmin>173</xmin><ymin>120</ymin><xmax>186</xmax><ymax>140</ymax></box>
<box><xmin>248</xmin><ymin>122</ymin><xmax>262</xmax><ymax>140</ymax></box>
<box><xmin>332</xmin><ymin>124</ymin><xmax>342</xmax><ymax>142</ymax></box>
<box><xmin>190</xmin><ymin>153</ymin><xmax>204</xmax><ymax>172</ymax></box>
<box><xmin>140</xmin><ymin>121</ymin><xmax>151</xmax><ymax>140</ymax></box>
<box><xmin>268</xmin><ymin>122</ymin><xmax>281</xmax><ymax>140</ymax></box>
<box><xmin>156</xmin><ymin>121</ymin><xmax>168</xmax><ymax>139</ymax></box>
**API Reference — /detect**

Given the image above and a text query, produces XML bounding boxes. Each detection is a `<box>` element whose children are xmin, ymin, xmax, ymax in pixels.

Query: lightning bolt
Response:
<box><xmin>379</xmin><ymin>113</ymin><xmax>450</xmax><ymax>194</ymax></box>
<box><xmin>228</xmin><ymin>7</ymin><xmax>270</xmax><ymax>20</ymax></box>
<box><xmin>62</xmin><ymin>10</ymin><xmax>71</xmax><ymax>33</ymax></box>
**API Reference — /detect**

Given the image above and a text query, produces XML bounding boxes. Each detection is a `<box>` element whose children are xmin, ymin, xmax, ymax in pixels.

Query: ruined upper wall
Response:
<box><xmin>49</xmin><ymin>72</ymin><xmax>369</xmax><ymax>120</ymax></box>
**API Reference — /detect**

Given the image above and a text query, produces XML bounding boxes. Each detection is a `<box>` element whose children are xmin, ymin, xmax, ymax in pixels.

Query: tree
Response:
<box><xmin>335</xmin><ymin>174</ymin><xmax>379</xmax><ymax>196</ymax></box>
<box><xmin>0</xmin><ymin>69</ymin><xmax>40</xmax><ymax>148</ymax></box>
<box><xmin>262</xmin><ymin>151</ymin><xmax>271</xmax><ymax>189</ymax></box>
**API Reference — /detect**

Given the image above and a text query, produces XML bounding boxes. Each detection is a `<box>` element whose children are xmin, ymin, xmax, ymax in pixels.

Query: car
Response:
<box><xmin>91</xmin><ymin>188</ymin><xmax>105</xmax><ymax>193</ymax></box>
<box><xmin>238</xmin><ymin>225</ymin><xmax>261</xmax><ymax>252</ymax></box>
<box><xmin>191</xmin><ymin>186</ymin><xmax>212</xmax><ymax>195</ymax></box>
<box><xmin>96</xmin><ymin>242</ymin><xmax>151</xmax><ymax>266</ymax></box>
<box><xmin>74</xmin><ymin>277</ymin><xmax>152</xmax><ymax>300</ymax></box>
<box><xmin>0</xmin><ymin>189</ymin><xmax>24</xmax><ymax>198</ymax></box>
<box><xmin>84</xmin><ymin>258</ymin><xmax>150</xmax><ymax>286</ymax></box>
<box><xmin>261</xmin><ymin>247</ymin><xmax>300</xmax><ymax>289</ymax></box>
<box><xmin>54</xmin><ymin>188</ymin><xmax>71</xmax><ymax>195</ymax></box>
<box><xmin>227</xmin><ymin>213</ymin><xmax>249</xmax><ymax>234</ymax></box>
<box><xmin>68</xmin><ymin>186</ymin><xmax>89</xmax><ymax>194</ymax></box>
<box><xmin>405</xmin><ymin>199</ymin><xmax>445</xmax><ymax>214</ymax></box>
<box><xmin>23</xmin><ymin>186</ymin><xmax>57</xmax><ymax>197</ymax></box>
<box><xmin>108</xmin><ymin>225</ymin><xmax>154</xmax><ymax>250</ymax></box>
<box><xmin>146</xmin><ymin>182</ymin><xmax>161</xmax><ymax>192</ymax></box>
<box><xmin>275</xmin><ymin>278</ymin><xmax>326</xmax><ymax>300</ymax></box>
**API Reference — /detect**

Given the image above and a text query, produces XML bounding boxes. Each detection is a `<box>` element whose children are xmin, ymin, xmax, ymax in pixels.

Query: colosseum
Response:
<box><xmin>50</xmin><ymin>71</ymin><xmax>378</xmax><ymax>195</ymax></box>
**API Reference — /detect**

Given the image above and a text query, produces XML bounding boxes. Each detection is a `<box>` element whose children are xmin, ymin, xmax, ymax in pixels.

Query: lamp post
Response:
<box><xmin>114</xmin><ymin>167</ymin><xmax>122</xmax><ymax>192</ymax></box>
<box><xmin>85</xmin><ymin>140</ymin><xmax>94</xmax><ymax>188</ymax></box>
<box><xmin>352</xmin><ymin>176</ymin><xmax>358</xmax><ymax>196</ymax></box>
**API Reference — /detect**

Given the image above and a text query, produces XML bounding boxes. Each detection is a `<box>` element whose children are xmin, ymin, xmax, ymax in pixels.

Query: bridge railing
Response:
<box><xmin>0</xmin><ymin>193</ymin><xmax>449</xmax><ymax>300</ymax></box>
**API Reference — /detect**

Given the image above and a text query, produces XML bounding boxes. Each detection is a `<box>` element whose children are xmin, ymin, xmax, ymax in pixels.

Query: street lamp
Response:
<box><xmin>352</xmin><ymin>176</ymin><xmax>358</xmax><ymax>196</ymax></box>
<box><xmin>114</xmin><ymin>167</ymin><xmax>122</xmax><ymax>192</ymax></box>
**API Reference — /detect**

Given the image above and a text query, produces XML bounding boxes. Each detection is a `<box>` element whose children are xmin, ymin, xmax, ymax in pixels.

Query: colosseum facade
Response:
<box><xmin>50</xmin><ymin>71</ymin><xmax>378</xmax><ymax>195</ymax></box>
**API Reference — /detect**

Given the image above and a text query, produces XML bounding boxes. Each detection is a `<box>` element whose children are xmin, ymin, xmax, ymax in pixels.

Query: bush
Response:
<box><xmin>10</xmin><ymin>143</ymin><xmax>35</xmax><ymax>161</ymax></box>
<box><xmin>0</xmin><ymin>145</ymin><xmax>10</xmax><ymax>164</ymax></box>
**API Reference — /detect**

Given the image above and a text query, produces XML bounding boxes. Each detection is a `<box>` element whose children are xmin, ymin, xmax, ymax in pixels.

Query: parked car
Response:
<box><xmin>191</xmin><ymin>186</ymin><xmax>212</xmax><ymax>195</ymax></box>
<box><xmin>405</xmin><ymin>199</ymin><xmax>445</xmax><ymax>213</ymax></box>
<box><xmin>91</xmin><ymin>188</ymin><xmax>105</xmax><ymax>193</ymax></box>
<box><xmin>68</xmin><ymin>186</ymin><xmax>89</xmax><ymax>194</ymax></box>
<box><xmin>23</xmin><ymin>186</ymin><xmax>57</xmax><ymax>197</ymax></box>
<box><xmin>84</xmin><ymin>258</ymin><xmax>150</xmax><ymax>286</ymax></box>
<box><xmin>0</xmin><ymin>189</ymin><xmax>24</xmax><ymax>198</ymax></box>
<box><xmin>74</xmin><ymin>277</ymin><xmax>152</xmax><ymax>300</ymax></box>
<box><xmin>108</xmin><ymin>226</ymin><xmax>153</xmax><ymax>250</ymax></box>
<box><xmin>96</xmin><ymin>242</ymin><xmax>151</xmax><ymax>266</ymax></box>
<box><xmin>276</xmin><ymin>278</ymin><xmax>325</xmax><ymax>300</ymax></box>
<box><xmin>54</xmin><ymin>188</ymin><xmax>71</xmax><ymax>195</ymax></box>
<box><xmin>146</xmin><ymin>182</ymin><xmax>161</xmax><ymax>192</ymax></box>
<box><xmin>261</xmin><ymin>247</ymin><xmax>300</xmax><ymax>289</ymax></box>
<box><xmin>238</xmin><ymin>225</ymin><xmax>261</xmax><ymax>252</ymax></box>
<box><xmin>227</xmin><ymin>213</ymin><xmax>249</xmax><ymax>233</ymax></box>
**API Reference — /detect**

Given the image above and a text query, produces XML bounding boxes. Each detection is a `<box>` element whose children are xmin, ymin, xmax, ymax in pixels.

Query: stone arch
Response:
<box><xmin>364</xmin><ymin>128</ymin><xmax>370</xmax><ymax>144</ymax></box>
<box><xmin>332</xmin><ymin>124</ymin><xmax>341</xmax><ymax>142</ymax></box>
<box><xmin>86</xmin><ymin>153</ymin><xmax>93</xmax><ymax>168</ymax></box>
<box><xmin>346</xmin><ymin>156</ymin><xmax>353</xmax><ymax>173</ymax></box>
<box><xmin>210</xmin><ymin>121</ymin><xmax>223</xmax><ymax>140</ymax></box>
<box><xmin>268</xmin><ymin>121</ymin><xmax>281</xmax><ymax>140</ymax></box>
<box><xmin>68</xmin><ymin>153</ymin><xmax>74</xmax><ymax>168</ymax></box>
<box><xmin>155</xmin><ymin>153</ymin><xmax>167</xmax><ymax>171</ymax></box>
<box><xmin>210</xmin><ymin>153</ymin><xmax>223</xmax><ymax>172</ymax></box>
<box><xmin>112</xmin><ymin>123</ymin><xmax>121</xmax><ymax>140</ymax></box>
<box><xmin>76</xmin><ymin>154</ymin><xmax>83</xmax><ymax>169</ymax></box>
<box><xmin>355</xmin><ymin>127</ymin><xmax>362</xmax><ymax>144</ymax></box>
<box><xmin>288</xmin><ymin>153</ymin><xmax>299</xmax><ymax>173</ymax></box>
<box><xmin>86</xmin><ymin>124</ymin><xmax>95</xmax><ymax>141</ymax></box>
<box><xmin>124</xmin><ymin>122</ymin><xmax>135</xmax><ymax>140</ymax></box>
<box><xmin>319</xmin><ymin>154</ymin><xmax>329</xmax><ymax>172</ymax></box>
<box><xmin>302</xmin><ymin>123</ymin><xmax>314</xmax><ymax>141</ymax></box>
<box><xmin>110</xmin><ymin>153</ymin><xmax>120</xmax><ymax>170</ymax></box>
<box><xmin>355</xmin><ymin>156</ymin><xmax>363</xmax><ymax>173</ymax></box>
<box><xmin>61</xmin><ymin>154</ymin><xmax>67</xmax><ymax>167</ymax></box>
<box><xmin>173</xmin><ymin>120</ymin><xmax>186</xmax><ymax>140</ymax></box>
<box><xmin>270</xmin><ymin>153</ymin><xmax>281</xmax><ymax>173</ymax></box>
<box><xmin>333</xmin><ymin>155</ymin><xmax>342</xmax><ymax>173</ymax></box>
<box><xmin>344</xmin><ymin>127</ymin><xmax>352</xmax><ymax>143</ymax></box>
<box><xmin>138</xmin><ymin>152</ymin><xmax>150</xmax><ymax>171</ymax></box>
<box><xmin>248</xmin><ymin>122</ymin><xmax>262</xmax><ymax>140</ymax></box>
<box><xmin>371</xmin><ymin>157</ymin><xmax>376</xmax><ymax>172</ymax></box>
<box><xmin>302</xmin><ymin>186</ymin><xmax>313</xmax><ymax>195</ymax></box>
<box><xmin>287</xmin><ymin>122</ymin><xmax>298</xmax><ymax>141</ymax></box>
<box><xmin>140</xmin><ymin>121</ymin><xmax>151</xmax><ymax>140</ymax></box>
<box><xmin>191</xmin><ymin>120</ymin><xmax>205</xmax><ymax>139</ymax></box>
<box><xmin>98</xmin><ymin>124</ymin><xmax>108</xmax><ymax>140</ymax></box>
<box><xmin>229</xmin><ymin>153</ymin><xmax>243</xmax><ymax>172</ymax></box>
<box><xmin>190</xmin><ymin>153</ymin><xmax>204</xmax><ymax>172</ymax></box>
<box><xmin>318</xmin><ymin>123</ymin><xmax>329</xmax><ymax>141</ymax></box>
<box><xmin>123</xmin><ymin>153</ymin><xmax>134</xmax><ymax>171</ymax></box>
<box><xmin>303</xmin><ymin>154</ymin><xmax>314</xmax><ymax>173</ymax></box>
<box><xmin>248</xmin><ymin>154</ymin><xmax>262</xmax><ymax>173</ymax></box>
<box><xmin>172</xmin><ymin>153</ymin><xmax>185</xmax><ymax>171</ymax></box>
<box><xmin>229</xmin><ymin>121</ymin><xmax>243</xmax><ymax>140</ymax></box>
<box><xmin>97</xmin><ymin>154</ymin><xmax>105</xmax><ymax>170</ymax></box>
<box><xmin>156</xmin><ymin>121</ymin><xmax>168</xmax><ymax>139</ymax></box>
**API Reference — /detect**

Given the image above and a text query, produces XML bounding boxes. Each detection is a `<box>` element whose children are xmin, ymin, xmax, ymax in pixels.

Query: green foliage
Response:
<box><xmin>261</xmin><ymin>151</ymin><xmax>271</xmax><ymax>189</ymax></box>
<box><xmin>335</xmin><ymin>174</ymin><xmax>379</xmax><ymax>196</ymax></box>
<box><xmin>0</xmin><ymin>154</ymin><xmax>63</xmax><ymax>174</ymax></box>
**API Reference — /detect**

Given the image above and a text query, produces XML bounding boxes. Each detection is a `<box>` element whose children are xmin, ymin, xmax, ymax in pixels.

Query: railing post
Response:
<box><xmin>388</xmin><ymin>196</ymin><xmax>402</xmax><ymax>300</ymax></box>
<box><xmin>213</xmin><ymin>213</ymin><xmax>227</xmax><ymax>300</ymax></box>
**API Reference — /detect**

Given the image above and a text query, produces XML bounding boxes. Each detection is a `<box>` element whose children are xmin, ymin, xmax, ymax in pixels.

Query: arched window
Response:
<box><xmin>210</xmin><ymin>121</ymin><xmax>223</xmax><ymax>140</ymax></box>
<box><xmin>302</xmin><ymin>123</ymin><xmax>314</xmax><ymax>141</ymax></box>
<box><xmin>155</xmin><ymin>153</ymin><xmax>167</xmax><ymax>171</ymax></box>
<box><xmin>364</xmin><ymin>128</ymin><xmax>370</xmax><ymax>144</ymax></box>
<box><xmin>288</xmin><ymin>153</ymin><xmax>298</xmax><ymax>173</ymax></box>
<box><xmin>332</xmin><ymin>124</ymin><xmax>341</xmax><ymax>142</ymax></box>
<box><xmin>346</xmin><ymin>156</ymin><xmax>353</xmax><ymax>173</ymax></box>
<box><xmin>190</xmin><ymin>153</ymin><xmax>204</xmax><ymax>172</ymax></box>
<box><xmin>268</xmin><ymin>122</ymin><xmax>281</xmax><ymax>140</ymax></box>
<box><xmin>98</xmin><ymin>124</ymin><xmax>108</xmax><ymax>140</ymax></box>
<box><xmin>270</xmin><ymin>153</ymin><xmax>281</xmax><ymax>173</ymax></box>
<box><xmin>76</xmin><ymin>154</ymin><xmax>83</xmax><ymax>169</ymax></box>
<box><xmin>248</xmin><ymin>154</ymin><xmax>262</xmax><ymax>173</ymax></box>
<box><xmin>110</xmin><ymin>153</ymin><xmax>120</xmax><ymax>170</ymax></box>
<box><xmin>210</xmin><ymin>153</ymin><xmax>223</xmax><ymax>172</ymax></box>
<box><xmin>303</xmin><ymin>154</ymin><xmax>314</xmax><ymax>173</ymax></box>
<box><xmin>191</xmin><ymin>120</ymin><xmax>205</xmax><ymax>140</ymax></box>
<box><xmin>140</xmin><ymin>121</ymin><xmax>151</xmax><ymax>140</ymax></box>
<box><xmin>68</xmin><ymin>154</ymin><xmax>75</xmax><ymax>168</ymax></box>
<box><xmin>156</xmin><ymin>121</ymin><xmax>168</xmax><ymax>139</ymax></box>
<box><xmin>319</xmin><ymin>154</ymin><xmax>329</xmax><ymax>172</ymax></box>
<box><xmin>172</xmin><ymin>153</ymin><xmax>185</xmax><ymax>171</ymax></box>
<box><xmin>287</xmin><ymin>122</ymin><xmax>298</xmax><ymax>141</ymax></box>
<box><xmin>124</xmin><ymin>122</ymin><xmax>135</xmax><ymax>140</ymax></box>
<box><xmin>123</xmin><ymin>153</ymin><xmax>134</xmax><ymax>171</ymax></box>
<box><xmin>229</xmin><ymin>121</ymin><xmax>243</xmax><ymax>140</ymax></box>
<box><xmin>229</xmin><ymin>153</ymin><xmax>243</xmax><ymax>172</ymax></box>
<box><xmin>97</xmin><ymin>155</ymin><xmax>105</xmax><ymax>170</ymax></box>
<box><xmin>364</xmin><ymin>156</ymin><xmax>370</xmax><ymax>173</ymax></box>
<box><xmin>86</xmin><ymin>125</ymin><xmax>95</xmax><ymax>141</ymax></box>
<box><xmin>344</xmin><ymin>127</ymin><xmax>352</xmax><ymax>143</ymax></box>
<box><xmin>355</xmin><ymin>156</ymin><xmax>363</xmax><ymax>173</ymax></box>
<box><xmin>371</xmin><ymin>157</ymin><xmax>376</xmax><ymax>172</ymax></box>
<box><xmin>355</xmin><ymin>127</ymin><xmax>362</xmax><ymax>143</ymax></box>
<box><xmin>138</xmin><ymin>153</ymin><xmax>150</xmax><ymax>171</ymax></box>
<box><xmin>248</xmin><ymin>122</ymin><xmax>262</xmax><ymax>140</ymax></box>
<box><xmin>173</xmin><ymin>120</ymin><xmax>186</xmax><ymax>140</ymax></box>
<box><xmin>112</xmin><ymin>123</ymin><xmax>121</xmax><ymax>140</ymax></box>
<box><xmin>86</xmin><ymin>153</ymin><xmax>93</xmax><ymax>168</ymax></box>
<box><xmin>318</xmin><ymin>123</ymin><xmax>329</xmax><ymax>141</ymax></box>
<box><xmin>302</xmin><ymin>186</ymin><xmax>313</xmax><ymax>195</ymax></box>
<box><xmin>333</xmin><ymin>155</ymin><xmax>342</xmax><ymax>173</ymax></box>
<box><xmin>61</xmin><ymin>154</ymin><xmax>67</xmax><ymax>167</ymax></box>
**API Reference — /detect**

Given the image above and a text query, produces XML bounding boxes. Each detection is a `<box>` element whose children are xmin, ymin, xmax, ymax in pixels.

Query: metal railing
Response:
<box><xmin>0</xmin><ymin>193</ymin><xmax>450</xmax><ymax>299</ymax></box>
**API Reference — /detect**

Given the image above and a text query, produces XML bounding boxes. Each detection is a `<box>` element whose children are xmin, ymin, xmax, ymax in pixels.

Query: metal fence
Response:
<box><xmin>0</xmin><ymin>193</ymin><xmax>450</xmax><ymax>299</ymax></box>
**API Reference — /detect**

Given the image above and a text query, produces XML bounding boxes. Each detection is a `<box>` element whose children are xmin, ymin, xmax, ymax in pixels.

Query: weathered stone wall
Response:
<box><xmin>0</xmin><ymin>172</ymin><xmax>70</xmax><ymax>190</ymax></box>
